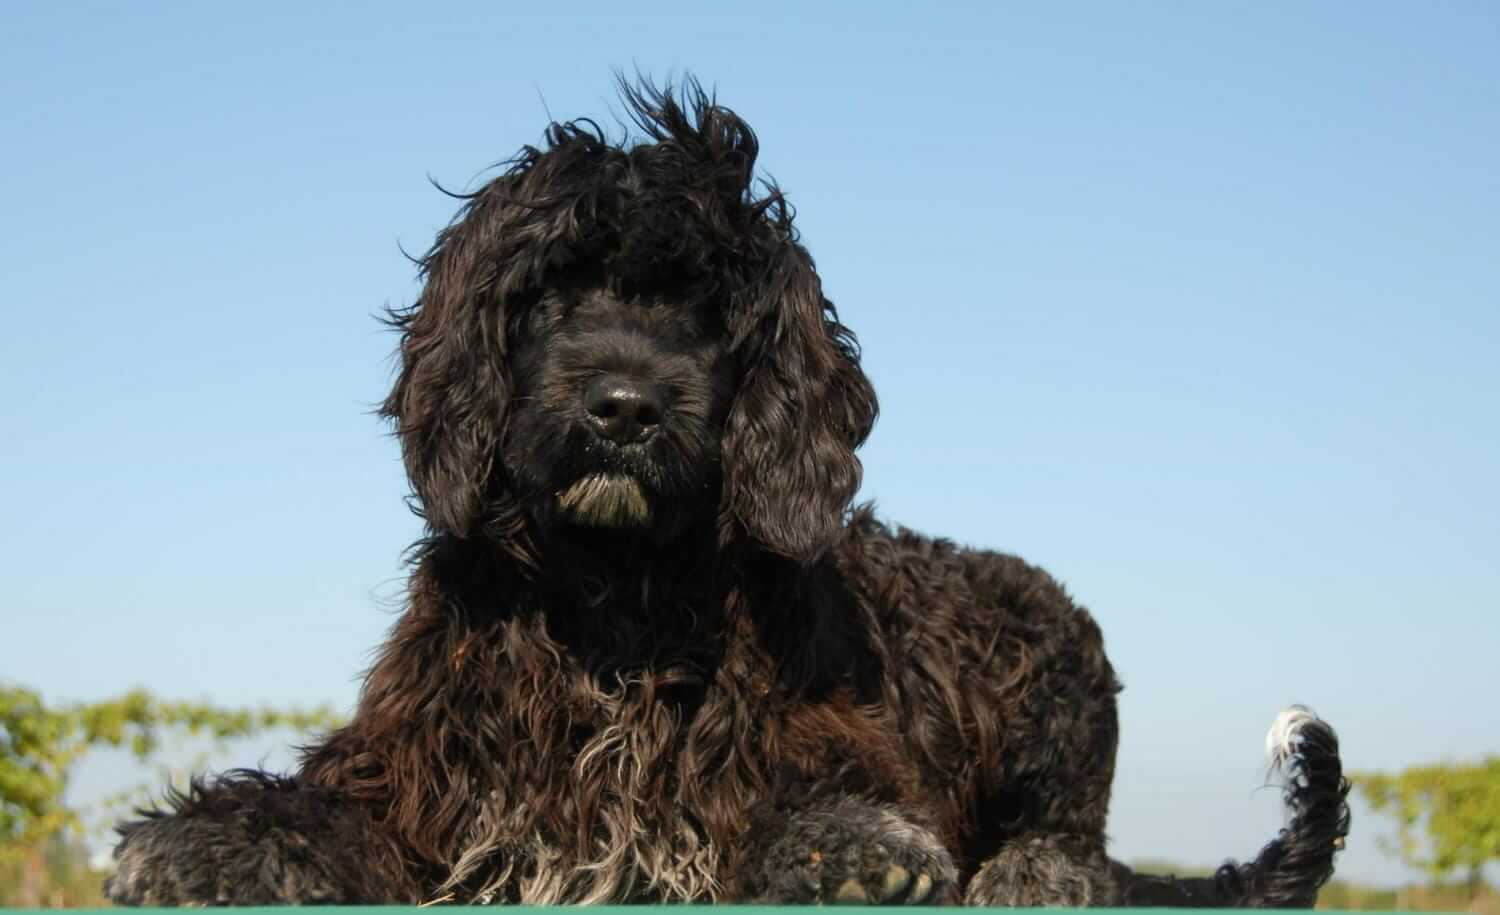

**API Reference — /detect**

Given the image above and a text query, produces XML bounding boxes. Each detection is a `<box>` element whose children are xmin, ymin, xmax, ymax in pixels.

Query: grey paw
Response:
<box><xmin>104</xmin><ymin>822</ymin><xmax>195</xmax><ymax>905</ymax></box>
<box><xmin>964</xmin><ymin>834</ymin><xmax>1115</xmax><ymax>907</ymax></box>
<box><xmin>757</xmin><ymin>799</ymin><xmax>958</xmax><ymax>905</ymax></box>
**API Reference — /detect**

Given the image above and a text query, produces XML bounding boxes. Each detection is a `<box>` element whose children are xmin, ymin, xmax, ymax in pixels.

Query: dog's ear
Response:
<box><xmin>382</xmin><ymin>187</ymin><xmax>520</xmax><ymax>539</ymax></box>
<box><xmin>381</xmin><ymin>119</ymin><xmax>623</xmax><ymax>543</ymax></box>
<box><xmin>724</xmin><ymin>246</ymin><xmax>878</xmax><ymax>562</ymax></box>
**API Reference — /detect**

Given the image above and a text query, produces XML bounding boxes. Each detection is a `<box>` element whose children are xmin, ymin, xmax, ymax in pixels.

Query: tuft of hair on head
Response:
<box><xmin>557</xmin><ymin>474</ymin><xmax>652</xmax><ymax>528</ymax></box>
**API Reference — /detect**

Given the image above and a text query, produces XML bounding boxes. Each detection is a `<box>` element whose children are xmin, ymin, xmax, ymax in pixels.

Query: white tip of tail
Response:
<box><xmin>1265</xmin><ymin>705</ymin><xmax>1318</xmax><ymax>771</ymax></box>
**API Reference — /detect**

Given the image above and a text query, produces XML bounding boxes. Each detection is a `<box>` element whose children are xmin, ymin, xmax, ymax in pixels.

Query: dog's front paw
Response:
<box><xmin>105</xmin><ymin>814</ymin><xmax>209</xmax><ymax>907</ymax></box>
<box><xmin>105</xmin><ymin>772</ymin><xmax>416</xmax><ymax>906</ymax></box>
<box><xmin>755</xmin><ymin>798</ymin><xmax>957</xmax><ymax>905</ymax></box>
<box><xmin>964</xmin><ymin>833</ymin><xmax>1115</xmax><ymax>907</ymax></box>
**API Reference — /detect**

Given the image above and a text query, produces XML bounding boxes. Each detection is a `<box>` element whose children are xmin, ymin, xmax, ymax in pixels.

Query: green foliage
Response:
<box><xmin>1353</xmin><ymin>757</ymin><xmax>1500</xmax><ymax>884</ymax></box>
<box><xmin>1319</xmin><ymin>875</ymin><xmax>1497</xmax><ymax>914</ymax></box>
<box><xmin>0</xmin><ymin>683</ymin><xmax>341</xmax><ymax>871</ymax></box>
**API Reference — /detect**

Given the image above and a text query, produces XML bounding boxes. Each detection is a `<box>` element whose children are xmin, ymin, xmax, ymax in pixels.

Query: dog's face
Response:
<box><xmin>502</xmin><ymin>277</ymin><xmax>734</xmax><ymax>542</ymax></box>
<box><xmin>383</xmin><ymin>82</ymin><xmax>878</xmax><ymax>564</ymax></box>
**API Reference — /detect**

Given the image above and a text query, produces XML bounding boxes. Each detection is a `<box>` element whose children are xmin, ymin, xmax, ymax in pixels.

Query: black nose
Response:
<box><xmin>582</xmin><ymin>375</ymin><xmax>667</xmax><ymax>444</ymax></box>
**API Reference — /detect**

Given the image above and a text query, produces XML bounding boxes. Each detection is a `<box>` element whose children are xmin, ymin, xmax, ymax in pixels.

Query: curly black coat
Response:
<box><xmin>106</xmin><ymin>80</ymin><xmax>1348</xmax><ymax>907</ymax></box>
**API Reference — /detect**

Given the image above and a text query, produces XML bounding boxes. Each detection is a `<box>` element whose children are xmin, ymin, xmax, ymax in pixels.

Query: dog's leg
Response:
<box><xmin>105</xmin><ymin>770</ymin><xmax>417</xmax><ymax>906</ymax></box>
<box><xmin>959</xmin><ymin>700</ymin><xmax>1122</xmax><ymax>909</ymax></box>
<box><xmin>737</xmin><ymin>794</ymin><xmax>959</xmax><ymax>905</ymax></box>
<box><xmin>921</xmin><ymin>548</ymin><xmax>1131</xmax><ymax>906</ymax></box>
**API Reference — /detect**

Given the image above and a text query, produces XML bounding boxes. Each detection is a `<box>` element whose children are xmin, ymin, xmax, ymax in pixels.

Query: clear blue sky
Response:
<box><xmin>3</xmin><ymin>0</ymin><xmax>1496</xmax><ymax>887</ymax></box>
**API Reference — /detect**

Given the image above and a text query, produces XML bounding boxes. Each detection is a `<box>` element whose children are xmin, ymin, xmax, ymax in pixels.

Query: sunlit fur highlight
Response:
<box><xmin>558</xmin><ymin>475</ymin><xmax>652</xmax><ymax>528</ymax></box>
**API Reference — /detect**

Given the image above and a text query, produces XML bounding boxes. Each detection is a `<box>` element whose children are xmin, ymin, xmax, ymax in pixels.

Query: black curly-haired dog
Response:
<box><xmin>106</xmin><ymin>80</ymin><xmax>1349</xmax><ymax>907</ymax></box>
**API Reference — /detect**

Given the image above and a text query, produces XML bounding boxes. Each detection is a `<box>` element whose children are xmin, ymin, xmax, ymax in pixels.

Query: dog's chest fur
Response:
<box><xmin>444</xmin><ymin>604</ymin><xmax>763</xmax><ymax>905</ymax></box>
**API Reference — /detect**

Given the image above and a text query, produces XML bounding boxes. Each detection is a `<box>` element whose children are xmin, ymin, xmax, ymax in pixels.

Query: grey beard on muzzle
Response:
<box><xmin>556</xmin><ymin>474</ymin><xmax>653</xmax><ymax>528</ymax></box>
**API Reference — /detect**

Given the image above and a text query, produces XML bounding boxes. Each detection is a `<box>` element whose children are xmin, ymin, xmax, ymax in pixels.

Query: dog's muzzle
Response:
<box><xmin>557</xmin><ymin>474</ymin><xmax>652</xmax><ymax>528</ymax></box>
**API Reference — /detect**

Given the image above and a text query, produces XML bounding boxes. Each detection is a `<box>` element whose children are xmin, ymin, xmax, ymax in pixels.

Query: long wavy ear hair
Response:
<box><xmin>380</xmin><ymin>120</ymin><xmax>625</xmax><ymax>568</ymax></box>
<box><xmin>617</xmin><ymin>79</ymin><xmax>878</xmax><ymax>564</ymax></box>
<box><xmin>720</xmin><ymin>244</ymin><xmax>877</xmax><ymax>563</ymax></box>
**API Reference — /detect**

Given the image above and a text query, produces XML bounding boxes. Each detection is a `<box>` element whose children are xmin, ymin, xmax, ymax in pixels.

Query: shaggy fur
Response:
<box><xmin>107</xmin><ymin>79</ymin><xmax>1349</xmax><ymax>907</ymax></box>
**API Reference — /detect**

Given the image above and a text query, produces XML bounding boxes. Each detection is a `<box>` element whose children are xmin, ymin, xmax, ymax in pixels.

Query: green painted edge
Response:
<box><xmin>0</xmin><ymin>900</ymin><xmax>1428</xmax><ymax>906</ymax></box>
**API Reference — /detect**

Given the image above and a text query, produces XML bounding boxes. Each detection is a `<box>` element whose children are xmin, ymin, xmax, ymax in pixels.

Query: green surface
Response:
<box><xmin>0</xmin><ymin>909</ymin><xmax>1433</xmax><ymax>914</ymax></box>
<box><xmin>0</xmin><ymin>900</ymin><xmax>1428</xmax><ymax>906</ymax></box>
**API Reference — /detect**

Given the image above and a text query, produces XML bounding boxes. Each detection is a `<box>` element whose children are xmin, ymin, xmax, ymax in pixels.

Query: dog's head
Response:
<box><xmin>383</xmin><ymin>80</ymin><xmax>877</xmax><ymax>564</ymax></box>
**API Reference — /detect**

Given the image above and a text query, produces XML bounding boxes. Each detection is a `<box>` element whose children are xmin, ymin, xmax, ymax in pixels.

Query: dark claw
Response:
<box><xmin>909</xmin><ymin>871</ymin><xmax>935</xmax><ymax>903</ymax></box>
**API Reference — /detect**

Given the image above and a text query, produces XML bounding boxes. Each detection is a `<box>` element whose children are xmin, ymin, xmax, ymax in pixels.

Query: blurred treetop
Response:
<box><xmin>1353</xmin><ymin>757</ymin><xmax>1500</xmax><ymax>886</ymax></box>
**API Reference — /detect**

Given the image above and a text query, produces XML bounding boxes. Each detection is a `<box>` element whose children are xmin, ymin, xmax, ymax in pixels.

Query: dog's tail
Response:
<box><xmin>1113</xmin><ymin>706</ymin><xmax>1351</xmax><ymax>908</ymax></box>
